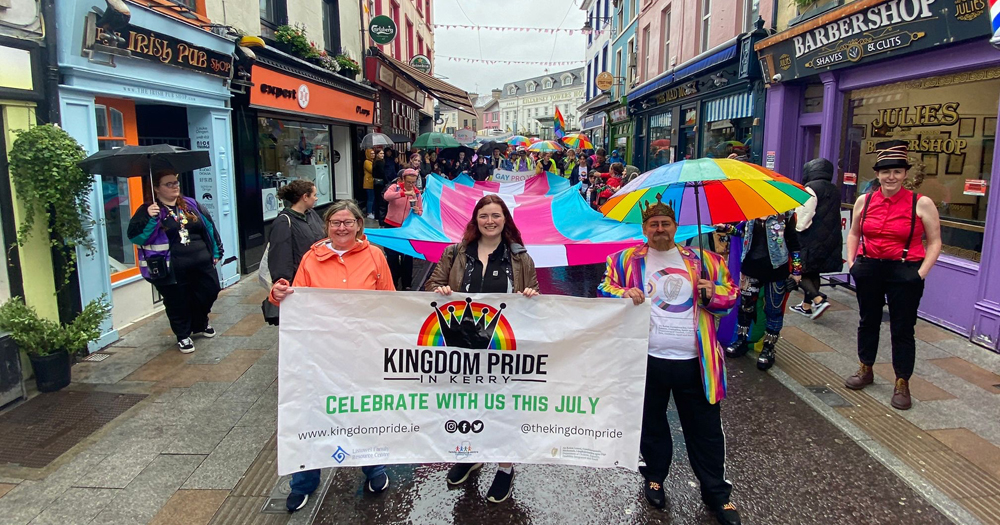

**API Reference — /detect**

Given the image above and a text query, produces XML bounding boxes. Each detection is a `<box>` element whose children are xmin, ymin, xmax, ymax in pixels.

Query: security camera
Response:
<box><xmin>771</xmin><ymin>73</ymin><xmax>782</xmax><ymax>83</ymax></box>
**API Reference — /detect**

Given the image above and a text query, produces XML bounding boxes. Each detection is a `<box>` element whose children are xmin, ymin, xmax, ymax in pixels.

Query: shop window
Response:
<box><xmin>842</xmin><ymin>70</ymin><xmax>1000</xmax><ymax>262</ymax></box>
<box><xmin>803</xmin><ymin>83</ymin><xmax>824</xmax><ymax>113</ymax></box>
<box><xmin>257</xmin><ymin>118</ymin><xmax>334</xmax><ymax>220</ymax></box>
<box><xmin>701</xmin><ymin>116</ymin><xmax>753</xmax><ymax>159</ymax></box>
<box><xmin>94</xmin><ymin>99</ymin><xmax>141</xmax><ymax>283</ymax></box>
<box><xmin>648</xmin><ymin>111</ymin><xmax>673</xmax><ymax>169</ymax></box>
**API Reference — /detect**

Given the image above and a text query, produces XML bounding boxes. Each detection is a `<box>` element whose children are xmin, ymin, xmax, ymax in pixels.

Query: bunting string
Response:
<box><xmin>437</xmin><ymin>55</ymin><xmax>586</xmax><ymax>66</ymax></box>
<box><xmin>432</xmin><ymin>24</ymin><xmax>613</xmax><ymax>36</ymax></box>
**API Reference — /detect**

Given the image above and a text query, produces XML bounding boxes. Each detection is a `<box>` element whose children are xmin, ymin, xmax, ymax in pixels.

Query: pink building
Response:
<box><xmin>373</xmin><ymin>0</ymin><xmax>434</xmax><ymax>66</ymax></box>
<box><xmin>635</xmin><ymin>0</ymin><xmax>772</xmax><ymax>85</ymax></box>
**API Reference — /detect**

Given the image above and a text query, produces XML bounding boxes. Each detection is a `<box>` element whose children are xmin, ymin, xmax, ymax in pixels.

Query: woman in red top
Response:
<box><xmin>844</xmin><ymin>140</ymin><xmax>942</xmax><ymax>410</ymax></box>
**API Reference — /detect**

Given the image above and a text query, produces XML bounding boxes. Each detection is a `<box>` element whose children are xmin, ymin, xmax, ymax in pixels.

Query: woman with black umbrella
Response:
<box><xmin>128</xmin><ymin>171</ymin><xmax>223</xmax><ymax>353</ymax></box>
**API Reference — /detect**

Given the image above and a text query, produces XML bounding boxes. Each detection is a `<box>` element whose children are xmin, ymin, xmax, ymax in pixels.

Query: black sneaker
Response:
<box><xmin>285</xmin><ymin>493</ymin><xmax>308</xmax><ymax>512</ymax></box>
<box><xmin>643</xmin><ymin>479</ymin><xmax>666</xmax><ymax>509</ymax></box>
<box><xmin>193</xmin><ymin>326</ymin><xmax>217</xmax><ymax>338</ymax></box>
<box><xmin>725</xmin><ymin>339</ymin><xmax>749</xmax><ymax>358</ymax></box>
<box><xmin>757</xmin><ymin>346</ymin><xmax>776</xmax><ymax>371</ymax></box>
<box><xmin>366</xmin><ymin>471</ymin><xmax>389</xmax><ymax>494</ymax></box>
<box><xmin>446</xmin><ymin>462</ymin><xmax>483</xmax><ymax>485</ymax></box>
<box><xmin>486</xmin><ymin>468</ymin><xmax>514</xmax><ymax>503</ymax></box>
<box><xmin>177</xmin><ymin>338</ymin><xmax>195</xmax><ymax>354</ymax></box>
<box><xmin>715</xmin><ymin>502</ymin><xmax>742</xmax><ymax>525</ymax></box>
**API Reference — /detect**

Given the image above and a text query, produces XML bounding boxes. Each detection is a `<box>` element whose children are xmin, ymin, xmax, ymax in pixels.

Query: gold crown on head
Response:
<box><xmin>641</xmin><ymin>193</ymin><xmax>677</xmax><ymax>223</ymax></box>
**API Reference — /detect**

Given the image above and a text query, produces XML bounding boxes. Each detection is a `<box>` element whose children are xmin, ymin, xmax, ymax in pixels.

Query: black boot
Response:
<box><xmin>725</xmin><ymin>325</ymin><xmax>750</xmax><ymax>358</ymax></box>
<box><xmin>757</xmin><ymin>330</ymin><xmax>779</xmax><ymax>371</ymax></box>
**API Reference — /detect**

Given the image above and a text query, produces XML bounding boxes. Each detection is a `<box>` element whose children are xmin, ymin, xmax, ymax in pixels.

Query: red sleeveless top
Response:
<box><xmin>857</xmin><ymin>188</ymin><xmax>926</xmax><ymax>261</ymax></box>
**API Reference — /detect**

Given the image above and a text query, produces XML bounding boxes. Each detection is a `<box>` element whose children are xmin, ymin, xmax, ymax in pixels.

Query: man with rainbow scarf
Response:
<box><xmin>598</xmin><ymin>195</ymin><xmax>741</xmax><ymax>525</ymax></box>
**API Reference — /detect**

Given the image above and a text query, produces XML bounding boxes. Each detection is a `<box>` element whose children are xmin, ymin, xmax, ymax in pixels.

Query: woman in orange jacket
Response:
<box><xmin>269</xmin><ymin>200</ymin><xmax>394</xmax><ymax>512</ymax></box>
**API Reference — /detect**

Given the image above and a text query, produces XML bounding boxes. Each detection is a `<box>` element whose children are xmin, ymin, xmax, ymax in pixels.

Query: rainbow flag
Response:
<box><xmin>554</xmin><ymin>106</ymin><xmax>566</xmax><ymax>139</ymax></box>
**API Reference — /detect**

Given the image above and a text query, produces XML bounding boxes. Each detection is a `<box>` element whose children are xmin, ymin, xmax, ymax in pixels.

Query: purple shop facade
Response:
<box><xmin>756</xmin><ymin>11</ymin><xmax>1000</xmax><ymax>352</ymax></box>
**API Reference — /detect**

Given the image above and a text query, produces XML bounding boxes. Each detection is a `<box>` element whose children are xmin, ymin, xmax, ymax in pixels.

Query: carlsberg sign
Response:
<box><xmin>369</xmin><ymin>15</ymin><xmax>398</xmax><ymax>45</ymax></box>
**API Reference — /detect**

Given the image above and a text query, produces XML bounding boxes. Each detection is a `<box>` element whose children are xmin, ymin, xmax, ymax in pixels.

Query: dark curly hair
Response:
<box><xmin>277</xmin><ymin>180</ymin><xmax>315</xmax><ymax>204</ymax></box>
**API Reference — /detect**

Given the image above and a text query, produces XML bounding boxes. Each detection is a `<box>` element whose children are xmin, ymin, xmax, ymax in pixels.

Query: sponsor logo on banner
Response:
<box><xmin>331</xmin><ymin>446</ymin><xmax>350</xmax><ymax>463</ymax></box>
<box><xmin>451</xmin><ymin>441</ymin><xmax>478</xmax><ymax>459</ymax></box>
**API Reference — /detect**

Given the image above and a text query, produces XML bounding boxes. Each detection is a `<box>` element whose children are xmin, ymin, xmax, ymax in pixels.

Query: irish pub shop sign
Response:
<box><xmin>756</xmin><ymin>0</ymin><xmax>990</xmax><ymax>83</ymax></box>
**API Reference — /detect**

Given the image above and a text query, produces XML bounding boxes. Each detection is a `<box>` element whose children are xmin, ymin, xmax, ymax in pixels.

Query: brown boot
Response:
<box><xmin>891</xmin><ymin>378</ymin><xmax>912</xmax><ymax>410</ymax></box>
<box><xmin>844</xmin><ymin>363</ymin><xmax>874</xmax><ymax>390</ymax></box>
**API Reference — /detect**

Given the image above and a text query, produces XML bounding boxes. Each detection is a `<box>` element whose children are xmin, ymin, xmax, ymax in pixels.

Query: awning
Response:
<box><xmin>628</xmin><ymin>41</ymin><xmax>738</xmax><ymax>102</ymax></box>
<box><xmin>376</xmin><ymin>51</ymin><xmax>475</xmax><ymax>112</ymax></box>
<box><xmin>704</xmin><ymin>92</ymin><xmax>754</xmax><ymax>122</ymax></box>
<box><xmin>581</xmin><ymin>113</ymin><xmax>606</xmax><ymax>131</ymax></box>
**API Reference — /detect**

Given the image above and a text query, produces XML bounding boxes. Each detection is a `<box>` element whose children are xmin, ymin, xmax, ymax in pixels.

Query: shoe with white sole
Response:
<box><xmin>177</xmin><ymin>338</ymin><xmax>195</xmax><ymax>353</ymax></box>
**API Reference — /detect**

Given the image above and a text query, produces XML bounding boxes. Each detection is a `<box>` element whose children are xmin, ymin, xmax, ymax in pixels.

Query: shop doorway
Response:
<box><xmin>797</xmin><ymin>126</ymin><xmax>821</xmax><ymax>174</ymax></box>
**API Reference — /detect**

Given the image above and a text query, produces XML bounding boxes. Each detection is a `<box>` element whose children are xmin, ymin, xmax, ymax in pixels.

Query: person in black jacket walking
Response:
<box><xmin>789</xmin><ymin>158</ymin><xmax>844</xmax><ymax>319</ymax></box>
<box><xmin>268</xmin><ymin>180</ymin><xmax>326</xmax><ymax>286</ymax></box>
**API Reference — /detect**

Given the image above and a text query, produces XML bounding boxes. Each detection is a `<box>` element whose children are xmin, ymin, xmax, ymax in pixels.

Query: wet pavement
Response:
<box><xmin>312</xmin><ymin>264</ymin><xmax>950</xmax><ymax>524</ymax></box>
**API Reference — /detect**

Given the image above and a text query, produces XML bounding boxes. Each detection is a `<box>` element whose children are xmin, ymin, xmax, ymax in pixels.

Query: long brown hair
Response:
<box><xmin>153</xmin><ymin>171</ymin><xmax>199</xmax><ymax>223</ymax></box>
<box><xmin>462</xmin><ymin>195</ymin><xmax>524</xmax><ymax>246</ymax></box>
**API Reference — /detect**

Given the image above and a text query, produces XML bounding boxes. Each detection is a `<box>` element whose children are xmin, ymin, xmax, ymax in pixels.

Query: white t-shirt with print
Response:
<box><xmin>645</xmin><ymin>247</ymin><xmax>698</xmax><ymax>360</ymax></box>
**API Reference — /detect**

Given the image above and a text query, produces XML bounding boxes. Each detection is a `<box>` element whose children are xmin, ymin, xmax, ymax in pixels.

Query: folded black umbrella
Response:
<box><xmin>78</xmin><ymin>144</ymin><xmax>211</xmax><ymax>200</ymax></box>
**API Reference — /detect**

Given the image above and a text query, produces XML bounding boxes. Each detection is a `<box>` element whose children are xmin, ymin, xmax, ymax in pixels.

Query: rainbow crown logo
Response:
<box><xmin>417</xmin><ymin>297</ymin><xmax>516</xmax><ymax>350</ymax></box>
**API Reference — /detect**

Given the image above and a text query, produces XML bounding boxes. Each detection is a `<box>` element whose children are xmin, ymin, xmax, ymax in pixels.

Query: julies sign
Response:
<box><xmin>756</xmin><ymin>0</ymin><xmax>990</xmax><ymax>83</ymax></box>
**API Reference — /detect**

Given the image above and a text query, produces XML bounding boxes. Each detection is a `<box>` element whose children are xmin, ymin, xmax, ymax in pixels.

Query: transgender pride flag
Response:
<box><xmin>366</xmin><ymin>174</ymin><xmax>707</xmax><ymax>268</ymax></box>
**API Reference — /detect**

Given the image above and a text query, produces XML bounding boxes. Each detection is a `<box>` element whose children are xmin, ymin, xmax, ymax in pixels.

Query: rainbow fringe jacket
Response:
<box><xmin>598</xmin><ymin>244</ymin><xmax>738</xmax><ymax>404</ymax></box>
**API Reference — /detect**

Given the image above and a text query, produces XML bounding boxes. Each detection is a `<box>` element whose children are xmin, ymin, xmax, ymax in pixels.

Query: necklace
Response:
<box><xmin>164</xmin><ymin>203</ymin><xmax>191</xmax><ymax>246</ymax></box>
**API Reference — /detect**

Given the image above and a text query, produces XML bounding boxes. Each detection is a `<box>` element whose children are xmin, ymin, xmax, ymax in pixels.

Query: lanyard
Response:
<box><xmin>165</xmin><ymin>204</ymin><xmax>191</xmax><ymax>246</ymax></box>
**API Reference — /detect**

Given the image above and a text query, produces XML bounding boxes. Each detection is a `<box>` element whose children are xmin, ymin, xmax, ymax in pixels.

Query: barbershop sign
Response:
<box><xmin>756</xmin><ymin>0</ymin><xmax>990</xmax><ymax>83</ymax></box>
<box><xmin>90</xmin><ymin>21</ymin><xmax>233</xmax><ymax>78</ymax></box>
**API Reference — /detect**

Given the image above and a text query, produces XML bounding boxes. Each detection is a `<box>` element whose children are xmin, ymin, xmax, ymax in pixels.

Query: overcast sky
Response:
<box><xmin>433</xmin><ymin>0</ymin><xmax>588</xmax><ymax>96</ymax></box>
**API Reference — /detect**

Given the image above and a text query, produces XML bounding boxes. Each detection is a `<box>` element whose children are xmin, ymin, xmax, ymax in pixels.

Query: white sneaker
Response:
<box><xmin>810</xmin><ymin>300</ymin><xmax>831</xmax><ymax>320</ymax></box>
<box><xmin>367</xmin><ymin>213</ymin><xmax>375</xmax><ymax>219</ymax></box>
<box><xmin>177</xmin><ymin>338</ymin><xmax>195</xmax><ymax>353</ymax></box>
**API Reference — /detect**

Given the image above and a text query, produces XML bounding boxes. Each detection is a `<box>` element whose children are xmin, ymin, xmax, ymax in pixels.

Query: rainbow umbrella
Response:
<box><xmin>601</xmin><ymin>158</ymin><xmax>810</xmax><ymax>301</ymax></box>
<box><xmin>527</xmin><ymin>140</ymin><xmax>565</xmax><ymax>153</ymax></box>
<box><xmin>561</xmin><ymin>133</ymin><xmax>594</xmax><ymax>150</ymax></box>
<box><xmin>506</xmin><ymin>135</ymin><xmax>530</xmax><ymax>148</ymax></box>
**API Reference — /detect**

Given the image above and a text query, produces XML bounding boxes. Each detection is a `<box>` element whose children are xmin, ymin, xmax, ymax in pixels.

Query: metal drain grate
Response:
<box><xmin>0</xmin><ymin>390</ymin><xmax>146</xmax><ymax>468</ymax></box>
<box><xmin>80</xmin><ymin>353</ymin><xmax>111</xmax><ymax>362</ymax></box>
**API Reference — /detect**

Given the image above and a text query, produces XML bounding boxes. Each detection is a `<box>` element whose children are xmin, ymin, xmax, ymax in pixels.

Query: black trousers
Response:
<box><xmin>799</xmin><ymin>272</ymin><xmax>824</xmax><ymax>303</ymax></box>
<box><xmin>155</xmin><ymin>261</ymin><xmax>221</xmax><ymax>341</ymax></box>
<box><xmin>850</xmin><ymin>257</ymin><xmax>925</xmax><ymax>380</ymax></box>
<box><xmin>640</xmin><ymin>356</ymin><xmax>732</xmax><ymax>507</ymax></box>
<box><xmin>385</xmin><ymin>249</ymin><xmax>413</xmax><ymax>291</ymax></box>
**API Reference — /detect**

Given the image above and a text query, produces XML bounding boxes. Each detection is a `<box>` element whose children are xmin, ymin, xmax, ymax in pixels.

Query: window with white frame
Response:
<box><xmin>615</xmin><ymin>48</ymin><xmax>623</xmax><ymax>94</ymax></box>
<box><xmin>642</xmin><ymin>25</ymin><xmax>650</xmax><ymax>82</ymax></box>
<box><xmin>661</xmin><ymin>7</ymin><xmax>671</xmax><ymax>71</ymax></box>
<box><xmin>627</xmin><ymin>37</ymin><xmax>635</xmax><ymax>86</ymax></box>
<box><xmin>527</xmin><ymin>82</ymin><xmax>536</xmax><ymax>92</ymax></box>
<box><xmin>630</xmin><ymin>0</ymin><xmax>638</xmax><ymax>20</ymax></box>
<box><xmin>701</xmin><ymin>0</ymin><xmax>711</xmax><ymax>53</ymax></box>
<box><xmin>616</xmin><ymin>1</ymin><xmax>623</xmax><ymax>35</ymax></box>
<box><xmin>544</xmin><ymin>79</ymin><xmax>552</xmax><ymax>89</ymax></box>
<box><xmin>743</xmin><ymin>0</ymin><xmax>759</xmax><ymax>32</ymax></box>
<box><xmin>562</xmin><ymin>74</ymin><xmax>573</xmax><ymax>86</ymax></box>
<box><xmin>508</xmin><ymin>86</ymin><xmax>516</xmax><ymax>95</ymax></box>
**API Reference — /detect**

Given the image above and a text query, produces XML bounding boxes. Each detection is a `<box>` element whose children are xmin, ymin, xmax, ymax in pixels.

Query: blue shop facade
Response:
<box><xmin>55</xmin><ymin>1</ymin><xmax>240</xmax><ymax>348</ymax></box>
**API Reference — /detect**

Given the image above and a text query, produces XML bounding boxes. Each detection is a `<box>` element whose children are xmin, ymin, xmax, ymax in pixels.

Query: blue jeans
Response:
<box><xmin>366</xmin><ymin>189</ymin><xmax>375</xmax><ymax>214</ymax></box>
<box><xmin>736</xmin><ymin>274</ymin><xmax>789</xmax><ymax>336</ymax></box>
<box><xmin>289</xmin><ymin>466</ymin><xmax>386</xmax><ymax>495</ymax></box>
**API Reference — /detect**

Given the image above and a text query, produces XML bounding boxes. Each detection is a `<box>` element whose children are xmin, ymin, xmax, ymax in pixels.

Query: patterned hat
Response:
<box><xmin>641</xmin><ymin>193</ymin><xmax>677</xmax><ymax>223</ymax></box>
<box><xmin>873</xmin><ymin>140</ymin><xmax>912</xmax><ymax>170</ymax></box>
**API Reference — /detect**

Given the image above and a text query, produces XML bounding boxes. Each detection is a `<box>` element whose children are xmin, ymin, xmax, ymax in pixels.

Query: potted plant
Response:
<box><xmin>273</xmin><ymin>24</ymin><xmax>318</xmax><ymax>60</ymax></box>
<box><xmin>335</xmin><ymin>54</ymin><xmax>361</xmax><ymax>80</ymax></box>
<box><xmin>0</xmin><ymin>296</ymin><xmax>110</xmax><ymax>392</ymax></box>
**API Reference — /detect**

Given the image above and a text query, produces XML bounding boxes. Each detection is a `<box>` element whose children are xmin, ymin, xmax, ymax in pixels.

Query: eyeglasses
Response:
<box><xmin>328</xmin><ymin>219</ymin><xmax>358</xmax><ymax>228</ymax></box>
<box><xmin>160</xmin><ymin>181</ymin><xmax>180</xmax><ymax>188</ymax></box>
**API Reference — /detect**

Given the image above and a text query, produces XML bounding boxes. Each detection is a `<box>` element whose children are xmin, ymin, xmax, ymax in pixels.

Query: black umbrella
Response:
<box><xmin>437</xmin><ymin>146</ymin><xmax>476</xmax><ymax>161</ymax></box>
<box><xmin>477</xmin><ymin>141</ymin><xmax>507</xmax><ymax>157</ymax></box>
<box><xmin>78</xmin><ymin>144</ymin><xmax>211</xmax><ymax>199</ymax></box>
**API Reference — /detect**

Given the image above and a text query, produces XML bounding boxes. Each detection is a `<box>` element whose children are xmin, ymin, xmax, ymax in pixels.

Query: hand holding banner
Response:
<box><xmin>277</xmin><ymin>289</ymin><xmax>650</xmax><ymax>475</ymax></box>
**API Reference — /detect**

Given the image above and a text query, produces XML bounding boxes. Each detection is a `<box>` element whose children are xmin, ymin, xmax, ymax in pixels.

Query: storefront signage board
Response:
<box><xmin>89</xmin><ymin>18</ymin><xmax>234</xmax><ymax>78</ymax></box>
<box><xmin>369</xmin><ymin>15</ymin><xmax>398</xmax><ymax>45</ymax></box>
<box><xmin>610</xmin><ymin>106</ymin><xmax>629</xmax><ymax>123</ymax></box>
<box><xmin>250</xmin><ymin>66</ymin><xmax>374</xmax><ymax>125</ymax></box>
<box><xmin>596</xmin><ymin>72</ymin><xmax>615</xmax><ymax>91</ymax></box>
<box><xmin>757</xmin><ymin>0</ymin><xmax>991</xmax><ymax>83</ymax></box>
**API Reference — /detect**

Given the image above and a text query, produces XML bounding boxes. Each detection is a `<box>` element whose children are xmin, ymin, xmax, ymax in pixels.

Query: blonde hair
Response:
<box><xmin>323</xmin><ymin>200</ymin><xmax>365</xmax><ymax>239</ymax></box>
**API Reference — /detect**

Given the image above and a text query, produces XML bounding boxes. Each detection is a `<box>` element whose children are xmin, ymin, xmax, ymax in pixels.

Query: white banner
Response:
<box><xmin>277</xmin><ymin>289</ymin><xmax>650</xmax><ymax>474</ymax></box>
<box><xmin>490</xmin><ymin>169</ymin><xmax>532</xmax><ymax>182</ymax></box>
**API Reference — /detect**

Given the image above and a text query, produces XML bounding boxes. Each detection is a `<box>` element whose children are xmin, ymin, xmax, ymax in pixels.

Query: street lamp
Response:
<box><xmin>581</xmin><ymin>18</ymin><xmax>615</xmax><ymax>36</ymax></box>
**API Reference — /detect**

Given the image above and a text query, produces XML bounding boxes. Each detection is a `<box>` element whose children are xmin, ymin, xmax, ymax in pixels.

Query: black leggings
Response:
<box><xmin>799</xmin><ymin>272</ymin><xmax>824</xmax><ymax>303</ymax></box>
